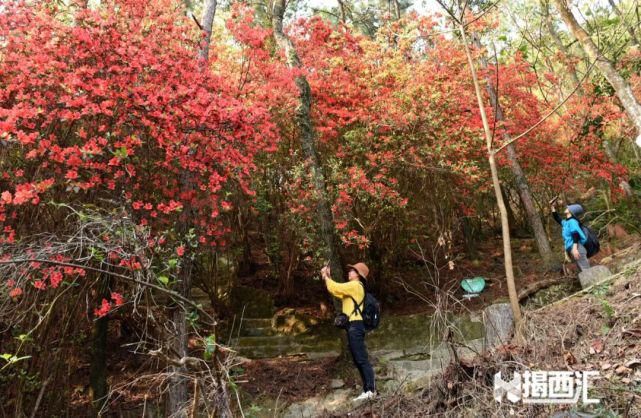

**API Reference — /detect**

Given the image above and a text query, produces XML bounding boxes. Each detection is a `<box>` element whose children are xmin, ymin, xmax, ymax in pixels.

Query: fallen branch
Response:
<box><xmin>517</xmin><ymin>276</ymin><xmax>569</xmax><ymax>301</ymax></box>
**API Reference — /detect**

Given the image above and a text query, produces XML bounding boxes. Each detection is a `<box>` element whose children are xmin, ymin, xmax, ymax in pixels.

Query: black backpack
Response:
<box><xmin>349</xmin><ymin>283</ymin><xmax>381</xmax><ymax>332</ymax></box>
<box><xmin>579</xmin><ymin>222</ymin><xmax>600</xmax><ymax>258</ymax></box>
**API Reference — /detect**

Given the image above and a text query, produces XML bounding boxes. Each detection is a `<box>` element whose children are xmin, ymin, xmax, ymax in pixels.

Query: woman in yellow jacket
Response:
<box><xmin>321</xmin><ymin>262</ymin><xmax>376</xmax><ymax>401</ymax></box>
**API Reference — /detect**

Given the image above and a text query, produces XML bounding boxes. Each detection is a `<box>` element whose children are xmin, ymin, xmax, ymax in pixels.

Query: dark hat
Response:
<box><xmin>567</xmin><ymin>204</ymin><xmax>584</xmax><ymax>217</ymax></box>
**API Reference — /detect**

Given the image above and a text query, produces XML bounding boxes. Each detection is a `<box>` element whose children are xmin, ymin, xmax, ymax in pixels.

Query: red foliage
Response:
<box><xmin>0</xmin><ymin>0</ymin><xmax>278</xmax><ymax>248</ymax></box>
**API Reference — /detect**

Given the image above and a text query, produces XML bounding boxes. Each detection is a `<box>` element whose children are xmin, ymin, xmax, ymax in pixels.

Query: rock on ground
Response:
<box><xmin>282</xmin><ymin>389</ymin><xmax>353</xmax><ymax>418</ymax></box>
<box><xmin>578</xmin><ymin>265</ymin><xmax>612</xmax><ymax>289</ymax></box>
<box><xmin>329</xmin><ymin>378</ymin><xmax>345</xmax><ymax>389</ymax></box>
<box><xmin>483</xmin><ymin>303</ymin><xmax>514</xmax><ymax>350</ymax></box>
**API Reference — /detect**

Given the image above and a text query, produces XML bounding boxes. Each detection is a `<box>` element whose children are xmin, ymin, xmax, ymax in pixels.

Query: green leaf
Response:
<box><xmin>204</xmin><ymin>334</ymin><xmax>216</xmax><ymax>361</ymax></box>
<box><xmin>114</xmin><ymin>146</ymin><xmax>129</xmax><ymax>159</ymax></box>
<box><xmin>0</xmin><ymin>354</ymin><xmax>31</xmax><ymax>364</ymax></box>
<box><xmin>157</xmin><ymin>275</ymin><xmax>169</xmax><ymax>286</ymax></box>
<box><xmin>187</xmin><ymin>310</ymin><xmax>199</xmax><ymax>324</ymax></box>
<box><xmin>90</xmin><ymin>247</ymin><xmax>105</xmax><ymax>262</ymax></box>
<box><xmin>228</xmin><ymin>379</ymin><xmax>238</xmax><ymax>391</ymax></box>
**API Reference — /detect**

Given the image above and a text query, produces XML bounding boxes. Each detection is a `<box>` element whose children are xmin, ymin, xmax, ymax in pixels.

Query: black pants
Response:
<box><xmin>347</xmin><ymin>321</ymin><xmax>375</xmax><ymax>392</ymax></box>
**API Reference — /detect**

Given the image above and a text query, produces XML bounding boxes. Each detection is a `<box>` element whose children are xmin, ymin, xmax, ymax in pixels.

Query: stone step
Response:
<box><xmin>238</xmin><ymin>327</ymin><xmax>277</xmax><ymax>337</ymax></box>
<box><xmin>239</xmin><ymin>318</ymin><xmax>272</xmax><ymax>328</ymax></box>
<box><xmin>235</xmin><ymin>335</ymin><xmax>297</xmax><ymax>348</ymax></box>
<box><xmin>236</xmin><ymin>341</ymin><xmax>342</xmax><ymax>359</ymax></box>
<box><xmin>234</xmin><ymin>333</ymin><xmax>341</xmax><ymax>347</ymax></box>
<box><xmin>222</xmin><ymin>318</ymin><xmax>275</xmax><ymax>338</ymax></box>
<box><xmin>225</xmin><ymin>314</ymin><xmax>485</xmax><ymax>362</ymax></box>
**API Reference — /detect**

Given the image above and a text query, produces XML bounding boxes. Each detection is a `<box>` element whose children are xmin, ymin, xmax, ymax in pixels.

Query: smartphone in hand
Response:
<box><xmin>320</xmin><ymin>261</ymin><xmax>330</xmax><ymax>279</ymax></box>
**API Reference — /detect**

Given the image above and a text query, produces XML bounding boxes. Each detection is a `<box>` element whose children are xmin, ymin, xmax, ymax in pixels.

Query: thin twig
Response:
<box><xmin>493</xmin><ymin>59</ymin><xmax>598</xmax><ymax>154</ymax></box>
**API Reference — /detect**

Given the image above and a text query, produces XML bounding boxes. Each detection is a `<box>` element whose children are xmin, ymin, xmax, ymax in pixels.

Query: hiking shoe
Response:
<box><xmin>352</xmin><ymin>391</ymin><xmax>376</xmax><ymax>402</ymax></box>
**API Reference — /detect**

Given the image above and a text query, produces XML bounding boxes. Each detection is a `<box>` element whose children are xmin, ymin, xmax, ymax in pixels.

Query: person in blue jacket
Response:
<box><xmin>551</xmin><ymin>201</ymin><xmax>590</xmax><ymax>271</ymax></box>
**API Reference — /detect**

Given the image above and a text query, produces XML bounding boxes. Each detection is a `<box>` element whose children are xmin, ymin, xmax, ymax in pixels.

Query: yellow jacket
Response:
<box><xmin>325</xmin><ymin>279</ymin><xmax>364</xmax><ymax>321</ymax></box>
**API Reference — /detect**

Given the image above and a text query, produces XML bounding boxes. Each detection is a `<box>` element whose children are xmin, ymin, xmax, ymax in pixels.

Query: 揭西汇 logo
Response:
<box><xmin>494</xmin><ymin>370</ymin><xmax>599</xmax><ymax>404</ymax></box>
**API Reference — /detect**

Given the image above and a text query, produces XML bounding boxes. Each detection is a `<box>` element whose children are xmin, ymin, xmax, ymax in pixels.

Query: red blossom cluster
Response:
<box><xmin>94</xmin><ymin>292</ymin><xmax>125</xmax><ymax>318</ymax></box>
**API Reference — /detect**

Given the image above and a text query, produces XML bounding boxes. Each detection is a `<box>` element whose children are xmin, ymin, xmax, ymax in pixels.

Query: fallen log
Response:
<box><xmin>518</xmin><ymin>276</ymin><xmax>569</xmax><ymax>301</ymax></box>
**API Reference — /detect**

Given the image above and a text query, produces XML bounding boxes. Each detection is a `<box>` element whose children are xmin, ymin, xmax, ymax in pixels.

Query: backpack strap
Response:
<box><xmin>348</xmin><ymin>282</ymin><xmax>366</xmax><ymax>317</ymax></box>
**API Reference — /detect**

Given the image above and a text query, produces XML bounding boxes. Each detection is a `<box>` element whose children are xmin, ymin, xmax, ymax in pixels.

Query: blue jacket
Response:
<box><xmin>561</xmin><ymin>217</ymin><xmax>587</xmax><ymax>251</ymax></box>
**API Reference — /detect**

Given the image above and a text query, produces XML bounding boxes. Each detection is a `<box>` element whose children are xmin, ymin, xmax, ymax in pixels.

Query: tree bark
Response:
<box><xmin>552</xmin><ymin>0</ymin><xmax>641</xmax><ymax>145</ymax></box>
<box><xmin>272</xmin><ymin>0</ymin><xmax>344</xmax><ymax>282</ymax></box>
<box><xmin>89</xmin><ymin>277</ymin><xmax>110</xmax><ymax>416</ymax></box>
<box><xmin>459</xmin><ymin>23</ymin><xmax>523</xmax><ymax>329</ymax></box>
<box><xmin>168</xmin><ymin>1</ymin><xmax>218</xmax><ymax>417</ymax></box>
<box><xmin>197</xmin><ymin>0</ymin><xmax>217</xmax><ymax>64</ymax></box>
<box><xmin>167</xmin><ymin>255</ymin><xmax>191</xmax><ymax>417</ymax></box>
<box><xmin>474</xmin><ymin>36</ymin><xmax>557</xmax><ymax>269</ymax></box>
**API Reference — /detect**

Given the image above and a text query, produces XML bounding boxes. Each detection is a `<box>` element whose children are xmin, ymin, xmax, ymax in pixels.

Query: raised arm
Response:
<box><xmin>324</xmin><ymin>278</ymin><xmax>363</xmax><ymax>299</ymax></box>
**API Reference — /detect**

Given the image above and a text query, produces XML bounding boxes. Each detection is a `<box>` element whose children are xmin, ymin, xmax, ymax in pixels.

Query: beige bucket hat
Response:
<box><xmin>347</xmin><ymin>262</ymin><xmax>369</xmax><ymax>280</ymax></box>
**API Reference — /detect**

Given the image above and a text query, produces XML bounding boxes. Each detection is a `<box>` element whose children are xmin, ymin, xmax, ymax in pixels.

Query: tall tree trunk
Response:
<box><xmin>197</xmin><ymin>0</ymin><xmax>217</xmax><ymax>64</ymax></box>
<box><xmin>473</xmin><ymin>36</ymin><xmax>557</xmax><ymax>269</ymax></box>
<box><xmin>89</xmin><ymin>277</ymin><xmax>110</xmax><ymax>417</ymax></box>
<box><xmin>168</xmin><ymin>1</ymin><xmax>218</xmax><ymax>417</ymax></box>
<box><xmin>552</xmin><ymin>0</ymin><xmax>641</xmax><ymax>147</ymax></box>
<box><xmin>272</xmin><ymin>0</ymin><xmax>344</xmax><ymax>282</ymax></box>
<box><xmin>459</xmin><ymin>23</ymin><xmax>523</xmax><ymax>329</ymax></box>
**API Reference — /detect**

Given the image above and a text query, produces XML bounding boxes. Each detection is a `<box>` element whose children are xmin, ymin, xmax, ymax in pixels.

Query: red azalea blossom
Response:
<box><xmin>94</xmin><ymin>299</ymin><xmax>111</xmax><ymax>318</ymax></box>
<box><xmin>111</xmin><ymin>292</ymin><xmax>124</xmax><ymax>307</ymax></box>
<box><xmin>49</xmin><ymin>271</ymin><xmax>63</xmax><ymax>288</ymax></box>
<box><xmin>65</xmin><ymin>170</ymin><xmax>79</xmax><ymax>180</ymax></box>
<box><xmin>1</xmin><ymin>191</ymin><xmax>12</xmax><ymax>204</ymax></box>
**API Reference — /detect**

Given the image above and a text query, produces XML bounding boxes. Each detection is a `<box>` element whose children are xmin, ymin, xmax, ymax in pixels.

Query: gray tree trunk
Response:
<box><xmin>272</xmin><ymin>0</ymin><xmax>344</xmax><ymax>282</ymax></box>
<box><xmin>167</xmin><ymin>1</ymin><xmax>219</xmax><ymax>417</ymax></box>
<box><xmin>197</xmin><ymin>0</ymin><xmax>217</xmax><ymax>64</ymax></box>
<box><xmin>90</xmin><ymin>277</ymin><xmax>110</xmax><ymax>417</ymax></box>
<box><xmin>473</xmin><ymin>36</ymin><xmax>557</xmax><ymax>270</ymax></box>
<box><xmin>552</xmin><ymin>0</ymin><xmax>641</xmax><ymax>146</ymax></box>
